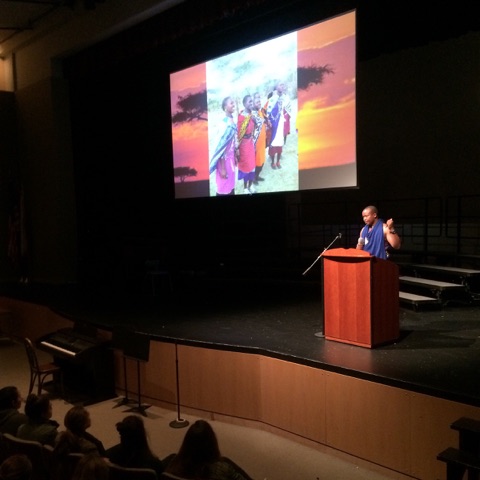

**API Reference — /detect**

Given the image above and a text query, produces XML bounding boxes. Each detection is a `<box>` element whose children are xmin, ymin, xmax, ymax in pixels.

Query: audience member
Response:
<box><xmin>163</xmin><ymin>419</ymin><xmax>253</xmax><ymax>480</ymax></box>
<box><xmin>0</xmin><ymin>387</ymin><xmax>27</xmax><ymax>436</ymax></box>
<box><xmin>16</xmin><ymin>393</ymin><xmax>59</xmax><ymax>446</ymax></box>
<box><xmin>71</xmin><ymin>453</ymin><xmax>109</xmax><ymax>480</ymax></box>
<box><xmin>54</xmin><ymin>405</ymin><xmax>106</xmax><ymax>456</ymax></box>
<box><xmin>0</xmin><ymin>454</ymin><xmax>32</xmax><ymax>480</ymax></box>
<box><xmin>105</xmin><ymin>414</ymin><xmax>164</xmax><ymax>476</ymax></box>
<box><xmin>52</xmin><ymin>406</ymin><xmax>106</xmax><ymax>480</ymax></box>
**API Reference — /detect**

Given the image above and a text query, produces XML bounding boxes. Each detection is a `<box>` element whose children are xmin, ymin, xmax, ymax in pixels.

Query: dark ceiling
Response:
<box><xmin>0</xmin><ymin>0</ymin><xmax>105</xmax><ymax>46</ymax></box>
<box><xmin>0</xmin><ymin>0</ymin><xmax>479</xmax><ymax>60</ymax></box>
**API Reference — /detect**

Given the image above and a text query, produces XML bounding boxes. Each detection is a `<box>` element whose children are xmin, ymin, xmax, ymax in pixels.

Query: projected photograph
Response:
<box><xmin>170</xmin><ymin>10</ymin><xmax>356</xmax><ymax>199</ymax></box>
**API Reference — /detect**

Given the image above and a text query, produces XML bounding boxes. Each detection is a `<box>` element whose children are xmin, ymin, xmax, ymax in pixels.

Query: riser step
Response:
<box><xmin>408</xmin><ymin>265</ymin><xmax>480</xmax><ymax>276</ymax></box>
<box><xmin>399</xmin><ymin>291</ymin><xmax>442</xmax><ymax>310</ymax></box>
<box><xmin>437</xmin><ymin>447</ymin><xmax>480</xmax><ymax>476</ymax></box>
<box><xmin>399</xmin><ymin>276</ymin><xmax>467</xmax><ymax>291</ymax></box>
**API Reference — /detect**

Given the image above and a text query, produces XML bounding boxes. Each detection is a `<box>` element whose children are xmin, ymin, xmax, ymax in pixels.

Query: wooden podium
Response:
<box><xmin>322</xmin><ymin>248</ymin><xmax>399</xmax><ymax>348</ymax></box>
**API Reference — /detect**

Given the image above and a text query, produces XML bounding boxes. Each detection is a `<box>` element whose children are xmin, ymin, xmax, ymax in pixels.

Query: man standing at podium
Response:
<box><xmin>357</xmin><ymin>205</ymin><xmax>401</xmax><ymax>259</ymax></box>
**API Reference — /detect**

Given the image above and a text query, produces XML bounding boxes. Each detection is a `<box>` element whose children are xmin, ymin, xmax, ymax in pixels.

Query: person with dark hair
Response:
<box><xmin>163</xmin><ymin>419</ymin><xmax>252</xmax><ymax>480</ymax></box>
<box><xmin>356</xmin><ymin>205</ymin><xmax>401</xmax><ymax>259</ymax></box>
<box><xmin>105</xmin><ymin>414</ymin><xmax>164</xmax><ymax>476</ymax></box>
<box><xmin>16</xmin><ymin>393</ymin><xmax>59</xmax><ymax>445</ymax></box>
<box><xmin>252</xmin><ymin>92</ymin><xmax>268</xmax><ymax>186</ymax></box>
<box><xmin>237</xmin><ymin>95</ymin><xmax>260</xmax><ymax>194</ymax></box>
<box><xmin>265</xmin><ymin>80</ymin><xmax>291</xmax><ymax>170</ymax></box>
<box><xmin>0</xmin><ymin>455</ymin><xmax>32</xmax><ymax>480</ymax></box>
<box><xmin>71</xmin><ymin>453</ymin><xmax>109</xmax><ymax>480</ymax></box>
<box><xmin>0</xmin><ymin>386</ymin><xmax>27</xmax><ymax>436</ymax></box>
<box><xmin>54</xmin><ymin>405</ymin><xmax>106</xmax><ymax>457</ymax></box>
<box><xmin>209</xmin><ymin>96</ymin><xmax>238</xmax><ymax>196</ymax></box>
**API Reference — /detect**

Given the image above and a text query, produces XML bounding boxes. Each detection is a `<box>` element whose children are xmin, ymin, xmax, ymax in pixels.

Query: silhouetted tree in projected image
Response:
<box><xmin>172</xmin><ymin>90</ymin><xmax>208</xmax><ymax>123</ymax></box>
<box><xmin>297</xmin><ymin>64</ymin><xmax>334</xmax><ymax>91</ymax></box>
<box><xmin>174</xmin><ymin>166</ymin><xmax>198</xmax><ymax>182</ymax></box>
<box><xmin>172</xmin><ymin>91</ymin><xmax>205</xmax><ymax>181</ymax></box>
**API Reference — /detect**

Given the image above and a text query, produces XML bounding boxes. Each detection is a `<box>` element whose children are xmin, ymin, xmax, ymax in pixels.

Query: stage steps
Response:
<box><xmin>399</xmin><ymin>276</ymin><xmax>472</xmax><ymax>306</ymax></box>
<box><xmin>437</xmin><ymin>417</ymin><xmax>480</xmax><ymax>480</ymax></box>
<box><xmin>399</xmin><ymin>263</ymin><xmax>480</xmax><ymax>295</ymax></box>
<box><xmin>398</xmin><ymin>291</ymin><xmax>441</xmax><ymax>310</ymax></box>
<box><xmin>437</xmin><ymin>447</ymin><xmax>480</xmax><ymax>480</ymax></box>
<box><xmin>396</xmin><ymin>262</ymin><xmax>480</xmax><ymax>309</ymax></box>
<box><xmin>450</xmin><ymin>417</ymin><xmax>480</xmax><ymax>454</ymax></box>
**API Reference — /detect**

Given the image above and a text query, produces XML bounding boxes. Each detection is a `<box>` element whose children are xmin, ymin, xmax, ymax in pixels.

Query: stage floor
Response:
<box><xmin>3</xmin><ymin>274</ymin><xmax>480</xmax><ymax>408</ymax></box>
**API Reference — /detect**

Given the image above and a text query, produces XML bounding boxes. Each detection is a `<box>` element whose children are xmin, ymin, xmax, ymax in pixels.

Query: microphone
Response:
<box><xmin>302</xmin><ymin>233</ymin><xmax>343</xmax><ymax>276</ymax></box>
<box><xmin>357</xmin><ymin>237</ymin><xmax>365</xmax><ymax>248</ymax></box>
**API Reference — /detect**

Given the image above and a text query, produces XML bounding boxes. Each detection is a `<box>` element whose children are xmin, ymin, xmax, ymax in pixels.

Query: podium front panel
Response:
<box><xmin>322</xmin><ymin>249</ymin><xmax>399</xmax><ymax>348</ymax></box>
<box><xmin>323</xmin><ymin>255</ymin><xmax>373</xmax><ymax>346</ymax></box>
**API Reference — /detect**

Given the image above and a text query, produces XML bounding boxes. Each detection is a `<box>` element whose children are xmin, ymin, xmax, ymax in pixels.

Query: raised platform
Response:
<box><xmin>2</xmin><ymin>276</ymin><xmax>480</xmax><ymax>408</ymax></box>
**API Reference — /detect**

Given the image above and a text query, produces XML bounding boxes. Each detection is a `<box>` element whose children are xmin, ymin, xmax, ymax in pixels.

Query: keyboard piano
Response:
<box><xmin>37</xmin><ymin>327</ymin><xmax>115</xmax><ymax>404</ymax></box>
<box><xmin>38</xmin><ymin>330</ymin><xmax>102</xmax><ymax>358</ymax></box>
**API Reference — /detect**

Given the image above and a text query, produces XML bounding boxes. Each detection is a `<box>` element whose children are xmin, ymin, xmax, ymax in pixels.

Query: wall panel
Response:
<box><xmin>260</xmin><ymin>357</ymin><xmax>326</xmax><ymax>443</ymax></box>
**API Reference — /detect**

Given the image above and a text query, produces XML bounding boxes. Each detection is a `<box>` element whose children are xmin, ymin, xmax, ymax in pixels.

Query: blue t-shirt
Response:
<box><xmin>360</xmin><ymin>219</ymin><xmax>387</xmax><ymax>259</ymax></box>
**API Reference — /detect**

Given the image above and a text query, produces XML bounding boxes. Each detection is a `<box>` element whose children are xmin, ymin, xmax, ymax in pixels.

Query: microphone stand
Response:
<box><xmin>302</xmin><ymin>233</ymin><xmax>342</xmax><ymax>339</ymax></box>
<box><xmin>302</xmin><ymin>233</ymin><xmax>342</xmax><ymax>276</ymax></box>
<box><xmin>169</xmin><ymin>343</ymin><xmax>189</xmax><ymax>429</ymax></box>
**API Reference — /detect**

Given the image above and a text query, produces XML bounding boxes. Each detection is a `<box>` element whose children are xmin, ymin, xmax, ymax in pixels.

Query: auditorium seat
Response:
<box><xmin>46</xmin><ymin>449</ymin><xmax>84</xmax><ymax>480</ymax></box>
<box><xmin>108</xmin><ymin>463</ymin><xmax>158</xmax><ymax>480</ymax></box>
<box><xmin>0</xmin><ymin>432</ymin><xmax>7</xmax><ymax>463</ymax></box>
<box><xmin>1</xmin><ymin>433</ymin><xmax>50</xmax><ymax>480</ymax></box>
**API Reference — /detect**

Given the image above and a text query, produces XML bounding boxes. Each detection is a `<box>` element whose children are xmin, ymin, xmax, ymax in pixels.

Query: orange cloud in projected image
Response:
<box><xmin>297</xmin><ymin>11</ymin><xmax>356</xmax><ymax>170</ymax></box>
<box><xmin>170</xmin><ymin>63</ymin><xmax>209</xmax><ymax>182</ymax></box>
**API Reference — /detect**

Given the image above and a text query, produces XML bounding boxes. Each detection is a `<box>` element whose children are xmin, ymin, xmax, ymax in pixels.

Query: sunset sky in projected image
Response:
<box><xmin>170</xmin><ymin>63</ymin><xmax>209</xmax><ymax>182</ymax></box>
<box><xmin>297</xmin><ymin>10</ymin><xmax>356</xmax><ymax>170</ymax></box>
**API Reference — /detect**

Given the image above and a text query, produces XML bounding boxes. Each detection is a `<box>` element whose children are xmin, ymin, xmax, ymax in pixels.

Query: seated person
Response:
<box><xmin>53</xmin><ymin>406</ymin><xmax>106</xmax><ymax>480</ymax></box>
<box><xmin>105</xmin><ymin>415</ymin><xmax>164</xmax><ymax>477</ymax></box>
<box><xmin>54</xmin><ymin>405</ymin><xmax>106</xmax><ymax>456</ymax></box>
<box><xmin>163</xmin><ymin>419</ymin><xmax>253</xmax><ymax>480</ymax></box>
<box><xmin>0</xmin><ymin>454</ymin><xmax>32</xmax><ymax>480</ymax></box>
<box><xmin>71</xmin><ymin>453</ymin><xmax>109</xmax><ymax>480</ymax></box>
<box><xmin>0</xmin><ymin>386</ymin><xmax>27</xmax><ymax>436</ymax></box>
<box><xmin>16</xmin><ymin>393</ymin><xmax>59</xmax><ymax>446</ymax></box>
